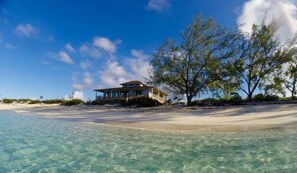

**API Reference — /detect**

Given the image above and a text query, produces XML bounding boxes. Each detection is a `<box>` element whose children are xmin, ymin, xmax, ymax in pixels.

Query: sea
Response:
<box><xmin>0</xmin><ymin>111</ymin><xmax>296</xmax><ymax>172</ymax></box>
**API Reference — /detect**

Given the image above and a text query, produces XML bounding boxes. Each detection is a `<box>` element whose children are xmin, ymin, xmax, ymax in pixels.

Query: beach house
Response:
<box><xmin>94</xmin><ymin>80</ymin><xmax>168</xmax><ymax>103</ymax></box>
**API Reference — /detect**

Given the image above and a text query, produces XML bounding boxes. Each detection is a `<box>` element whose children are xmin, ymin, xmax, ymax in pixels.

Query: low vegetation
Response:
<box><xmin>89</xmin><ymin>97</ymin><xmax>161</xmax><ymax>107</ymax></box>
<box><xmin>2</xmin><ymin>98</ymin><xmax>16</xmax><ymax>104</ymax></box>
<box><xmin>42</xmin><ymin>99</ymin><xmax>64</xmax><ymax>104</ymax></box>
<box><xmin>124</xmin><ymin>97</ymin><xmax>161</xmax><ymax>107</ymax></box>
<box><xmin>89</xmin><ymin>99</ymin><xmax>123</xmax><ymax>105</ymax></box>
<box><xmin>28</xmin><ymin>100</ymin><xmax>42</xmax><ymax>104</ymax></box>
<box><xmin>0</xmin><ymin>98</ymin><xmax>83</xmax><ymax>106</ymax></box>
<box><xmin>60</xmin><ymin>99</ymin><xmax>84</xmax><ymax>106</ymax></box>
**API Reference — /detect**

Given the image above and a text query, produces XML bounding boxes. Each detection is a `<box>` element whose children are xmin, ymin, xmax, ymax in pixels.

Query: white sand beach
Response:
<box><xmin>1</xmin><ymin>103</ymin><xmax>297</xmax><ymax>132</ymax></box>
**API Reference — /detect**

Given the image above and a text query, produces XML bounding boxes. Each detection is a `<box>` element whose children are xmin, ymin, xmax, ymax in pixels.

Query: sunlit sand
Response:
<box><xmin>1</xmin><ymin>103</ymin><xmax>297</xmax><ymax>132</ymax></box>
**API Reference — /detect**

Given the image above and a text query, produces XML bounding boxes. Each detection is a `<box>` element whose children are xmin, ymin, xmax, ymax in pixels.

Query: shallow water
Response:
<box><xmin>0</xmin><ymin>111</ymin><xmax>296</xmax><ymax>172</ymax></box>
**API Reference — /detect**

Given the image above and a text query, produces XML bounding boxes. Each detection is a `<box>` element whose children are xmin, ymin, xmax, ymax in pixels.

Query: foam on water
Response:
<box><xmin>0</xmin><ymin>111</ymin><xmax>296</xmax><ymax>172</ymax></box>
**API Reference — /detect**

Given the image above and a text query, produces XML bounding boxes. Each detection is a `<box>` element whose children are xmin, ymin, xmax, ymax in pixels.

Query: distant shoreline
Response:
<box><xmin>0</xmin><ymin>103</ymin><xmax>297</xmax><ymax>132</ymax></box>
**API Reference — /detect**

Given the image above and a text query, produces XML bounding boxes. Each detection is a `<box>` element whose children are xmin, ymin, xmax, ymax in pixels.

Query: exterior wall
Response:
<box><xmin>97</xmin><ymin>88</ymin><xmax>166</xmax><ymax>103</ymax></box>
<box><xmin>100</xmin><ymin>89</ymin><xmax>150</xmax><ymax>99</ymax></box>
<box><xmin>148</xmin><ymin>89</ymin><xmax>166</xmax><ymax>103</ymax></box>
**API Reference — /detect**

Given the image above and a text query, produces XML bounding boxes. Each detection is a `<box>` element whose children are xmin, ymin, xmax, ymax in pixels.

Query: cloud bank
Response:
<box><xmin>238</xmin><ymin>0</ymin><xmax>297</xmax><ymax>43</ymax></box>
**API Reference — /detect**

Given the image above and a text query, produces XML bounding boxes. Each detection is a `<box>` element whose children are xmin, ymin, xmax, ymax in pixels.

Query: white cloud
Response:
<box><xmin>127</xmin><ymin>49</ymin><xmax>151</xmax><ymax>79</ymax></box>
<box><xmin>99</xmin><ymin>60</ymin><xmax>129</xmax><ymax>87</ymax></box>
<box><xmin>83</xmin><ymin>72</ymin><xmax>93</xmax><ymax>85</ymax></box>
<box><xmin>237</xmin><ymin>0</ymin><xmax>297</xmax><ymax>43</ymax></box>
<box><xmin>79</xmin><ymin>44</ymin><xmax>101</xmax><ymax>58</ymax></box>
<box><xmin>80</xmin><ymin>60</ymin><xmax>91</xmax><ymax>70</ymax></box>
<box><xmin>14</xmin><ymin>24</ymin><xmax>38</xmax><ymax>38</ymax></box>
<box><xmin>58</xmin><ymin>51</ymin><xmax>74</xmax><ymax>64</ymax></box>
<box><xmin>93</xmin><ymin>37</ymin><xmax>117</xmax><ymax>53</ymax></box>
<box><xmin>99</xmin><ymin>50</ymin><xmax>151</xmax><ymax>87</ymax></box>
<box><xmin>65</xmin><ymin>43</ymin><xmax>75</xmax><ymax>53</ymax></box>
<box><xmin>147</xmin><ymin>0</ymin><xmax>171</xmax><ymax>12</ymax></box>
<box><xmin>131</xmin><ymin>49</ymin><xmax>148</xmax><ymax>59</ymax></box>
<box><xmin>72</xmin><ymin>72</ymin><xmax>94</xmax><ymax>91</ymax></box>
<box><xmin>72</xmin><ymin>90</ymin><xmax>85</xmax><ymax>100</ymax></box>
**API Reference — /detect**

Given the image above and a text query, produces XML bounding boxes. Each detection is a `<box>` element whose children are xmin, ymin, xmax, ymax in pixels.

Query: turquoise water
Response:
<box><xmin>0</xmin><ymin>111</ymin><xmax>297</xmax><ymax>172</ymax></box>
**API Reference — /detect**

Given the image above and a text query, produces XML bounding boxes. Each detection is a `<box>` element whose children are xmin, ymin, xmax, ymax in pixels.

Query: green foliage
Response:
<box><xmin>2</xmin><ymin>98</ymin><xmax>16</xmax><ymax>104</ymax></box>
<box><xmin>253</xmin><ymin>94</ymin><xmax>279</xmax><ymax>102</ymax></box>
<box><xmin>150</xmin><ymin>16</ymin><xmax>236</xmax><ymax>105</ymax></box>
<box><xmin>229</xmin><ymin>93</ymin><xmax>243</xmax><ymax>105</ymax></box>
<box><xmin>190</xmin><ymin>93</ymin><xmax>243</xmax><ymax>106</ymax></box>
<box><xmin>124</xmin><ymin>97</ymin><xmax>161</xmax><ymax>107</ymax></box>
<box><xmin>253</xmin><ymin>94</ymin><xmax>265</xmax><ymax>101</ymax></box>
<box><xmin>91</xmin><ymin>97</ymin><xmax>161</xmax><ymax>107</ymax></box>
<box><xmin>91</xmin><ymin>99</ymin><xmax>123</xmax><ymax>105</ymax></box>
<box><xmin>61</xmin><ymin>99</ymin><xmax>84</xmax><ymax>106</ymax></box>
<box><xmin>28</xmin><ymin>100</ymin><xmax>42</xmax><ymax>104</ymax></box>
<box><xmin>43</xmin><ymin>99</ymin><xmax>64</xmax><ymax>104</ymax></box>
<box><xmin>230</xmin><ymin>21</ymin><xmax>287</xmax><ymax>100</ymax></box>
<box><xmin>264</xmin><ymin>95</ymin><xmax>279</xmax><ymax>101</ymax></box>
<box><xmin>266</xmin><ymin>37</ymin><xmax>297</xmax><ymax>100</ymax></box>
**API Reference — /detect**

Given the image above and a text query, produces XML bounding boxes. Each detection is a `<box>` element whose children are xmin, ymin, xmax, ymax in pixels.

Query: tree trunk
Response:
<box><xmin>248</xmin><ymin>93</ymin><xmax>253</xmax><ymax>101</ymax></box>
<box><xmin>186</xmin><ymin>95</ymin><xmax>193</xmax><ymax>106</ymax></box>
<box><xmin>292</xmin><ymin>81</ymin><xmax>296</xmax><ymax>100</ymax></box>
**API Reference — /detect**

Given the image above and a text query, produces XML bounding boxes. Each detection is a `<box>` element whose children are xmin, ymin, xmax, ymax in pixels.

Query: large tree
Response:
<box><xmin>230</xmin><ymin>22</ymin><xmax>289</xmax><ymax>100</ymax></box>
<box><xmin>265</xmin><ymin>38</ymin><xmax>297</xmax><ymax>99</ymax></box>
<box><xmin>150</xmin><ymin>16</ymin><xmax>236</xmax><ymax>105</ymax></box>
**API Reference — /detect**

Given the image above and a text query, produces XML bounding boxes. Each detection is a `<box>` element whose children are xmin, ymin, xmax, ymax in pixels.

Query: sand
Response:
<box><xmin>1</xmin><ymin>103</ymin><xmax>297</xmax><ymax>132</ymax></box>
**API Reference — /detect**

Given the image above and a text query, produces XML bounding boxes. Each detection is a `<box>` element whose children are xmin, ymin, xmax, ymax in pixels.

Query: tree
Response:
<box><xmin>150</xmin><ymin>16</ymin><xmax>236</xmax><ymax>105</ymax></box>
<box><xmin>230</xmin><ymin>22</ymin><xmax>289</xmax><ymax>100</ymax></box>
<box><xmin>266</xmin><ymin>38</ymin><xmax>297</xmax><ymax>99</ymax></box>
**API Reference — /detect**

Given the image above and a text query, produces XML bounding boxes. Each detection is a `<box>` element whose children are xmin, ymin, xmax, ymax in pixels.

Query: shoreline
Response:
<box><xmin>1</xmin><ymin>103</ymin><xmax>297</xmax><ymax>132</ymax></box>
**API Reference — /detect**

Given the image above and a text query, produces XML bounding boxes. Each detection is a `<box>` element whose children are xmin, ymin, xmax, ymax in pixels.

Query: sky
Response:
<box><xmin>0</xmin><ymin>0</ymin><xmax>296</xmax><ymax>100</ymax></box>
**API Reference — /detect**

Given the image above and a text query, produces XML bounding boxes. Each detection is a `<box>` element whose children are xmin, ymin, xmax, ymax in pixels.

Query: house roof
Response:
<box><xmin>94</xmin><ymin>80</ymin><xmax>168</xmax><ymax>96</ymax></box>
<box><xmin>95</xmin><ymin>86</ymin><xmax>152</xmax><ymax>92</ymax></box>
<box><xmin>94</xmin><ymin>86</ymin><xmax>168</xmax><ymax>96</ymax></box>
<box><xmin>120</xmin><ymin>80</ymin><xmax>144</xmax><ymax>85</ymax></box>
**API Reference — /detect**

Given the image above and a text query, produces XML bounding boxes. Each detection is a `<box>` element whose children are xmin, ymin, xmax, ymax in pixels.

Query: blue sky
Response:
<box><xmin>0</xmin><ymin>0</ymin><xmax>296</xmax><ymax>100</ymax></box>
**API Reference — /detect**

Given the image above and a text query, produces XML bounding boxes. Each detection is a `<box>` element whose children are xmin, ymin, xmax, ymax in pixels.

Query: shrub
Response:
<box><xmin>91</xmin><ymin>99</ymin><xmax>123</xmax><ymax>105</ymax></box>
<box><xmin>253</xmin><ymin>94</ymin><xmax>264</xmax><ymax>102</ymax></box>
<box><xmin>190</xmin><ymin>98</ymin><xmax>217</xmax><ymax>106</ymax></box>
<box><xmin>2</xmin><ymin>98</ymin><xmax>16</xmax><ymax>104</ymax></box>
<box><xmin>264</xmin><ymin>95</ymin><xmax>279</xmax><ymax>101</ymax></box>
<box><xmin>189</xmin><ymin>100</ymin><xmax>200</xmax><ymax>106</ymax></box>
<box><xmin>253</xmin><ymin>94</ymin><xmax>279</xmax><ymax>102</ymax></box>
<box><xmin>43</xmin><ymin>99</ymin><xmax>64</xmax><ymax>104</ymax></box>
<box><xmin>229</xmin><ymin>93</ymin><xmax>243</xmax><ymax>105</ymax></box>
<box><xmin>61</xmin><ymin>99</ymin><xmax>83</xmax><ymax>106</ymax></box>
<box><xmin>28</xmin><ymin>100</ymin><xmax>42</xmax><ymax>104</ymax></box>
<box><xmin>125</xmin><ymin>97</ymin><xmax>161</xmax><ymax>107</ymax></box>
<box><xmin>15</xmin><ymin>99</ymin><xmax>31</xmax><ymax>103</ymax></box>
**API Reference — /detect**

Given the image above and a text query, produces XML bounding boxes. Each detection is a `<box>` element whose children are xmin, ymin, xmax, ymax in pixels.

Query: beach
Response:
<box><xmin>1</xmin><ymin>103</ymin><xmax>296</xmax><ymax>132</ymax></box>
